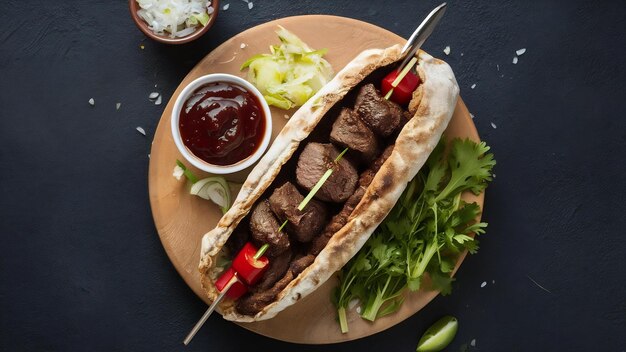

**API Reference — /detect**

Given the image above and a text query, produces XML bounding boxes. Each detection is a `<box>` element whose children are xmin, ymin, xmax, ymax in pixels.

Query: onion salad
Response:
<box><xmin>241</xmin><ymin>26</ymin><xmax>334</xmax><ymax>110</ymax></box>
<box><xmin>136</xmin><ymin>0</ymin><xmax>214</xmax><ymax>38</ymax></box>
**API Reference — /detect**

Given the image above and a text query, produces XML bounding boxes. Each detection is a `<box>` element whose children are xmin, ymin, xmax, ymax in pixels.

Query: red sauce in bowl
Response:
<box><xmin>179</xmin><ymin>82</ymin><xmax>266</xmax><ymax>166</ymax></box>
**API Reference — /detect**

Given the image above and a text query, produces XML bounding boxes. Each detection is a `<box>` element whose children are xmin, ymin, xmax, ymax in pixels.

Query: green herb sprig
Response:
<box><xmin>333</xmin><ymin>137</ymin><xmax>495</xmax><ymax>332</ymax></box>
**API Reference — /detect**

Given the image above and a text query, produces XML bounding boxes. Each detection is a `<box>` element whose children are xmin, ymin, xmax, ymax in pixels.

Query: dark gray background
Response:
<box><xmin>1</xmin><ymin>0</ymin><xmax>625</xmax><ymax>351</ymax></box>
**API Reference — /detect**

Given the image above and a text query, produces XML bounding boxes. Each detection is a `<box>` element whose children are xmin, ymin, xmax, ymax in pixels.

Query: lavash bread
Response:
<box><xmin>198</xmin><ymin>44</ymin><xmax>459</xmax><ymax>322</ymax></box>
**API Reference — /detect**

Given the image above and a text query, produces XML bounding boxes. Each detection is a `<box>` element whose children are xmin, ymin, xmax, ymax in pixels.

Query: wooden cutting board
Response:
<box><xmin>148</xmin><ymin>15</ymin><xmax>483</xmax><ymax>344</ymax></box>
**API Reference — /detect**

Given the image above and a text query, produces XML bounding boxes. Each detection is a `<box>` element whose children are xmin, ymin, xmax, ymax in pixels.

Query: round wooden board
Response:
<box><xmin>148</xmin><ymin>15</ymin><xmax>483</xmax><ymax>344</ymax></box>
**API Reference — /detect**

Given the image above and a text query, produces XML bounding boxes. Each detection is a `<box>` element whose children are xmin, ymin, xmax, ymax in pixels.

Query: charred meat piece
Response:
<box><xmin>296</xmin><ymin>143</ymin><xmax>358</xmax><ymax>203</ymax></box>
<box><xmin>290</xmin><ymin>254</ymin><xmax>315</xmax><ymax>274</ymax></box>
<box><xmin>330</xmin><ymin>108</ymin><xmax>380</xmax><ymax>163</ymax></box>
<box><xmin>249</xmin><ymin>200</ymin><xmax>290</xmax><ymax>256</ymax></box>
<box><xmin>355</xmin><ymin>84</ymin><xmax>404</xmax><ymax>137</ymax></box>
<box><xmin>236</xmin><ymin>255</ymin><xmax>315</xmax><ymax>315</ymax></box>
<box><xmin>310</xmin><ymin>145</ymin><xmax>395</xmax><ymax>255</ymax></box>
<box><xmin>236</xmin><ymin>272</ymin><xmax>292</xmax><ymax>316</ymax></box>
<box><xmin>269</xmin><ymin>182</ymin><xmax>328</xmax><ymax>243</ymax></box>
<box><xmin>254</xmin><ymin>249</ymin><xmax>293</xmax><ymax>291</ymax></box>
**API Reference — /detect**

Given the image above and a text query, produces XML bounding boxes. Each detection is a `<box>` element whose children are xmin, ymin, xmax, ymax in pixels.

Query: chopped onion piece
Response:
<box><xmin>155</xmin><ymin>95</ymin><xmax>162</xmax><ymax>105</ymax></box>
<box><xmin>512</xmin><ymin>57</ymin><xmax>518</xmax><ymax>64</ymax></box>
<box><xmin>173</xmin><ymin>165</ymin><xmax>184</xmax><ymax>180</ymax></box>
<box><xmin>516</xmin><ymin>48</ymin><xmax>526</xmax><ymax>56</ymax></box>
<box><xmin>136</xmin><ymin>127</ymin><xmax>146</xmax><ymax>135</ymax></box>
<box><xmin>443</xmin><ymin>46</ymin><xmax>450</xmax><ymax>55</ymax></box>
<box><xmin>218</xmin><ymin>55</ymin><xmax>237</xmax><ymax>64</ymax></box>
<box><xmin>175</xmin><ymin>26</ymin><xmax>197</xmax><ymax>37</ymax></box>
<box><xmin>88</xmin><ymin>98</ymin><xmax>95</xmax><ymax>106</ymax></box>
<box><xmin>149</xmin><ymin>92</ymin><xmax>159</xmax><ymax>99</ymax></box>
<box><xmin>190</xmin><ymin>177</ymin><xmax>232</xmax><ymax>214</ymax></box>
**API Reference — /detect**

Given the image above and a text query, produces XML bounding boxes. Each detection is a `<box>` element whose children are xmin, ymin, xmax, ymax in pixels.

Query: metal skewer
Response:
<box><xmin>183</xmin><ymin>274</ymin><xmax>239</xmax><ymax>346</ymax></box>
<box><xmin>397</xmin><ymin>2</ymin><xmax>448</xmax><ymax>72</ymax></box>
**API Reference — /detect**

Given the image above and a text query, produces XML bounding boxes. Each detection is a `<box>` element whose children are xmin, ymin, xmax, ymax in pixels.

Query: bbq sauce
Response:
<box><xmin>179</xmin><ymin>82</ymin><xmax>265</xmax><ymax>166</ymax></box>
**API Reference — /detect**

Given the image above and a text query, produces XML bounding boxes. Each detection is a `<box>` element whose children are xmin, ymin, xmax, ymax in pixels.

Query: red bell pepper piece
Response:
<box><xmin>215</xmin><ymin>267</ymin><xmax>247</xmax><ymax>300</ymax></box>
<box><xmin>232</xmin><ymin>242</ymin><xmax>270</xmax><ymax>286</ymax></box>
<box><xmin>381</xmin><ymin>69</ymin><xmax>420</xmax><ymax>106</ymax></box>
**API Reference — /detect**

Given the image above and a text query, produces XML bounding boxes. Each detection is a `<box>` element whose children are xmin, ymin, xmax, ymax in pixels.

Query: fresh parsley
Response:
<box><xmin>333</xmin><ymin>137</ymin><xmax>496</xmax><ymax>332</ymax></box>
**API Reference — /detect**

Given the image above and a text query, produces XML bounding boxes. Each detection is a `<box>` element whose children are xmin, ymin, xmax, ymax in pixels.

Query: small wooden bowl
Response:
<box><xmin>129</xmin><ymin>0</ymin><xmax>220</xmax><ymax>44</ymax></box>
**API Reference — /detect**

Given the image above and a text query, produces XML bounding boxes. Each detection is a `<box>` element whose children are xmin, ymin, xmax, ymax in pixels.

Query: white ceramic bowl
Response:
<box><xmin>171</xmin><ymin>73</ymin><xmax>272</xmax><ymax>174</ymax></box>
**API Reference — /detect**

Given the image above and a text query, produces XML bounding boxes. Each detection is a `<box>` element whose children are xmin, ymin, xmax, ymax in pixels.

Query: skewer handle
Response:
<box><xmin>183</xmin><ymin>275</ymin><xmax>239</xmax><ymax>345</ymax></box>
<box><xmin>397</xmin><ymin>3</ymin><xmax>447</xmax><ymax>71</ymax></box>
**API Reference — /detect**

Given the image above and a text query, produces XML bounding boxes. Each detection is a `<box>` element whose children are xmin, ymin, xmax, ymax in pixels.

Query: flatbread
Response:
<box><xmin>198</xmin><ymin>44</ymin><xmax>459</xmax><ymax>322</ymax></box>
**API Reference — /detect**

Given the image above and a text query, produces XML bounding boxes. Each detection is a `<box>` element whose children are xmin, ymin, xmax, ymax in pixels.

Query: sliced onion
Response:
<box><xmin>190</xmin><ymin>177</ymin><xmax>231</xmax><ymax>214</ymax></box>
<box><xmin>136</xmin><ymin>0</ymin><xmax>211</xmax><ymax>38</ymax></box>
<box><xmin>174</xmin><ymin>26</ymin><xmax>197</xmax><ymax>38</ymax></box>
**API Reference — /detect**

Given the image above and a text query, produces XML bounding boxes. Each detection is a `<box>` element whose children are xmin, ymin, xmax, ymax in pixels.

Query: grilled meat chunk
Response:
<box><xmin>355</xmin><ymin>83</ymin><xmax>404</xmax><ymax>137</ymax></box>
<box><xmin>329</xmin><ymin>108</ymin><xmax>380</xmax><ymax>163</ymax></box>
<box><xmin>235</xmin><ymin>279</ymin><xmax>286</xmax><ymax>316</ymax></box>
<box><xmin>236</xmin><ymin>255</ymin><xmax>315</xmax><ymax>315</ymax></box>
<box><xmin>268</xmin><ymin>182</ymin><xmax>328</xmax><ymax>243</ymax></box>
<box><xmin>310</xmin><ymin>145</ymin><xmax>395</xmax><ymax>255</ymax></box>
<box><xmin>249</xmin><ymin>200</ymin><xmax>290</xmax><ymax>256</ymax></box>
<box><xmin>296</xmin><ymin>143</ymin><xmax>358</xmax><ymax>203</ymax></box>
<box><xmin>254</xmin><ymin>249</ymin><xmax>293</xmax><ymax>291</ymax></box>
<box><xmin>289</xmin><ymin>254</ymin><xmax>315</xmax><ymax>273</ymax></box>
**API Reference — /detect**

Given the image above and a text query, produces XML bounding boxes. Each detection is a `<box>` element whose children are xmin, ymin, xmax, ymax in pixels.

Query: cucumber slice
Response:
<box><xmin>248</xmin><ymin>58</ymin><xmax>284</xmax><ymax>95</ymax></box>
<box><xmin>264</xmin><ymin>95</ymin><xmax>292</xmax><ymax>110</ymax></box>
<box><xmin>240</xmin><ymin>26</ymin><xmax>333</xmax><ymax>110</ymax></box>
